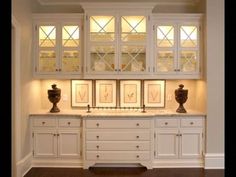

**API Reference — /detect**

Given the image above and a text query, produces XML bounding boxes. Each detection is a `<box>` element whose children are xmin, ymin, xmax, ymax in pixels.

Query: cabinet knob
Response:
<box><xmin>42</xmin><ymin>121</ymin><xmax>45</xmax><ymax>125</ymax></box>
<box><xmin>136</xmin><ymin>135</ymin><xmax>140</xmax><ymax>139</ymax></box>
<box><xmin>136</xmin><ymin>145</ymin><xmax>139</xmax><ymax>149</ymax></box>
<box><xmin>136</xmin><ymin>123</ymin><xmax>140</xmax><ymax>126</ymax></box>
<box><xmin>136</xmin><ymin>155</ymin><xmax>140</xmax><ymax>158</ymax></box>
<box><xmin>96</xmin><ymin>145</ymin><xmax>99</xmax><ymax>149</ymax></box>
<box><xmin>57</xmin><ymin>133</ymin><xmax>59</xmax><ymax>136</ymax></box>
<box><xmin>165</xmin><ymin>122</ymin><xmax>168</xmax><ymax>125</ymax></box>
<box><xmin>190</xmin><ymin>122</ymin><xmax>194</xmax><ymax>125</ymax></box>
<box><xmin>58</xmin><ymin>68</ymin><xmax>61</xmax><ymax>71</ymax></box>
<box><xmin>96</xmin><ymin>123</ymin><xmax>99</xmax><ymax>127</ymax></box>
<box><xmin>96</xmin><ymin>155</ymin><xmax>99</xmax><ymax>158</ymax></box>
<box><xmin>55</xmin><ymin>69</ymin><xmax>58</xmax><ymax>71</ymax></box>
<box><xmin>96</xmin><ymin>135</ymin><xmax>99</xmax><ymax>139</ymax></box>
<box><xmin>53</xmin><ymin>134</ymin><xmax>56</xmax><ymax>136</ymax></box>
<box><xmin>67</xmin><ymin>122</ymin><xmax>71</xmax><ymax>125</ymax></box>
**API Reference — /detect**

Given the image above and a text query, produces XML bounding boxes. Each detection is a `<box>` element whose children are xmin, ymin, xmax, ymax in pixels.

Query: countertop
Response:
<box><xmin>29</xmin><ymin>109</ymin><xmax>206</xmax><ymax>117</ymax></box>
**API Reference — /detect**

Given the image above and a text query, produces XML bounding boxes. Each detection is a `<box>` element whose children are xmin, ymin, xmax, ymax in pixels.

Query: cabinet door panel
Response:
<box><xmin>155</xmin><ymin>129</ymin><xmax>178</xmax><ymax>159</ymax></box>
<box><xmin>33</xmin><ymin>130</ymin><xmax>57</xmax><ymax>157</ymax></box>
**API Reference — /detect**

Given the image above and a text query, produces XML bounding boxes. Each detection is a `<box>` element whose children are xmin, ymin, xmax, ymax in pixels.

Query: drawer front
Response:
<box><xmin>86</xmin><ymin>119</ymin><xmax>150</xmax><ymax>129</ymax></box>
<box><xmin>156</xmin><ymin>119</ymin><xmax>178</xmax><ymax>128</ymax></box>
<box><xmin>33</xmin><ymin>118</ymin><xmax>57</xmax><ymax>127</ymax></box>
<box><xmin>86</xmin><ymin>151</ymin><xmax>150</xmax><ymax>160</ymax></box>
<box><xmin>86</xmin><ymin>141</ymin><xmax>150</xmax><ymax>151</ymax></box>
<box><xmin>181</xmin><ymin>118</ymin><xmax>203</xmax><ymax>127</ymax></box>
<box><xmin>58</xmin><ymin>118</ymin><xmax>81</xmax><ymax>127</ymax></box>
<box><xmin>86</xmin><ymin>131</ymin><xmax>150</xmax><ymax>141</ymax></box>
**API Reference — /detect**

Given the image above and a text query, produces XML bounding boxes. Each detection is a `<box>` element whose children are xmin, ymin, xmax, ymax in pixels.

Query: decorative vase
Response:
<box><xmin>175</xmin><ymin>84</ymin><xmax>188</xmax><ymax>113</ymax></box>
<box><xmin>48</xmin><ymin>84</ymin><xmax>61</xmax><ymax>113</ymax></box>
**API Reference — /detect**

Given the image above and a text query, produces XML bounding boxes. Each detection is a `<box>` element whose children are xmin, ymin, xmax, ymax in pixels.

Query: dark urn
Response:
<box><xmin>48</xmin><ymin>84</ymin><xmax>61</xmax><ymax>113</ymax></box>
<box><xmin>175</xmin><ymin>84</ymin><xmax>188</xmax><ymax>113</ymax></box>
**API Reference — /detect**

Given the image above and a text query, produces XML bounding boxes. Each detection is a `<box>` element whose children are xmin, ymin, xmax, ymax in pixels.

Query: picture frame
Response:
<box><xmin>71</xmin><ymin>80</ymin><xmax>92</xmax><ymax>107</ymax></box>
<box><xmin>143</xmin><ymin>80</ymin><xmax>165</xmax><ymax>107</ymax></box>
<box><xmin>120</xmin><ymin>80</ymin><xmax>141</xmax><ymax>107</ymax></box>
<box><xmin>95</xmin><ymin>80</ymin><xmax>117</xmax><ymax>107</ymax></box>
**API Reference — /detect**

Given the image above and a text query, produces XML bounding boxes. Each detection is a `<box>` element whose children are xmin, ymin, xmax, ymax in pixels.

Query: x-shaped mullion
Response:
<box><xmin>122</xmin><ymin>47</ymin><xmax>143</xmax><ymax>71</ymax></box>
<box><xmin>157</xmin><ymin>27</ymin><xmax>173</xmax><ymax>46</ymax></box>
<box><xmin>63</xmin><ymin>26</ymin><xmax>79</xmax><ymax>46</ymax></box>
<box><xmin>122</xmin><ymin>17</ymin><xmax>144</xmax><ymax>41</ymax></box>
<box><xmin>40</xmin><ymin>27</ymin><xmax>55</xmax><ymax>47</ymax></box>
<box><xmin>94</xmin><ymin>49</ymin><xmax>114</xmax><ymax>71</ymax></box>
<box><xmin>181</xmin><ymin>27</ymin><xmax>196</xmax><ymax>46</ymax></box>
<box><xmin>91</xmin><ymin>16</ymin><xmax>114</xmax><ymax>33</ymax></box>
<box><xmin>182</xmin><ymin>53</ymin><xmax>195</xmax><ymax>65</ymax></box>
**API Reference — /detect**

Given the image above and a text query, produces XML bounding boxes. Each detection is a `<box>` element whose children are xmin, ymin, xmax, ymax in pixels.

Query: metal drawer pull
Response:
<box><xmin>136</xmin><ymin>136</ymin><xmax>140</xmax><ymax>139</ymax></box>
<box><xmin>67</xmin><ymin>122</ymin><xmax>71</xmax><ymax>125</ymax></box>
<box><xmin>96</xmin><ymin>145</ymin><xmax>99</xmax><ymax>149</ymax></box>
<box><xmin>96</xmin><ymin>135</ymin><xmax>99</xmax><ymax>139</ymax></box>
<box><xmin>136</xmin><ymin>123</ymin><xmax>140</xmax><ymax>126</ymax></box>
<box><xmin>96</xmin><ymin>155</ymin><xmax>99</xmax><ymax>158</ymax></box>
<box><xmin>136</xmin><ymin>145</ymin><xmax>139</xmax><ymax>148</ymax></box>
<box><xmin>96</xmin><ymin>123</ymin><xmax>99</xmax><ymax>127</ymax></box>
<box><xmin>165</xmin><ymin>122</ymin><xmax>168</xmax><ymax>125</ymax></box>
<box><xmin>136</xmin><ymin>155</ymin><xmax>140</xmax><ymax>158</ymax></box>
<box><xmin>190</xmin><ymin>122</ymin><xmax>194</xmax><ymax>125</ymax></box>
<box><xmin>42</xmin><ymin>121</ymin><xmax>45</xmax><ymax>125</ymax></box>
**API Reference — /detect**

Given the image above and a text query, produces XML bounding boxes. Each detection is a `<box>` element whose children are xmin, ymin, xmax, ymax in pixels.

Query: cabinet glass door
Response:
<box><xmin>89</xmin><ymin>16</ymin><xmax>116</xmax><ymax>72</ymax></box>
<box><xmin>61</xmin><ymin>25</ymin><xmax>80</xmax><ymax>72</ymax></box>
<box><xmin>179</xmin><ymin>25</ymin><xmax>198</xmax><ymax>72</ymax></box>
<box><xmin>121</xmin><ymin>16</ymin><xmax>146</xmax><ymax>72</ymax></box>
<box><xmin>156</xmin><ymin>25</ymin><xmax>175</xmax><ymax>73</ymax></box>
<box><xmin>38</xmin><ymin>25</ymin><xmax>57</xmax><ymax>72</ymax></box>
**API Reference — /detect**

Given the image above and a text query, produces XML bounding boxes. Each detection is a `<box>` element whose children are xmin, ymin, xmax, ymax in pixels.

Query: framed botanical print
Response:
<box><xmin>71</xmin><ymin>80</ymin><xmax>92</xmax><ymax>107</ymax></box>
<box><xmin>95</xmin><ymin>80</ymin><xmax>116</xmax><ymax>107</ymax></box>
<box><xmin>120</xmin><ymin>80</ymin><xmax>141</xmax><ymax>107</ymax></box>
<box><xmin>144</xmin><ymin>80</ymin><xmax>165</xmax><ymax>107</ymax></box>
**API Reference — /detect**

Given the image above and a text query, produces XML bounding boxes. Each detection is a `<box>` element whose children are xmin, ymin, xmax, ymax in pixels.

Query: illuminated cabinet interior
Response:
<box><xmin>153</xmin><ymin>14</ymin><xmax>202</xmax><ymax>78</ymax></box>
<box><xmin>33</xmin><ymin>14</ymin><xmax>83</xmax><ymax>77</ymax></box>
<box><xmin>86</xmin><ymin>14</ymin><xmax>149</xmax><ymax>75</ymax></box>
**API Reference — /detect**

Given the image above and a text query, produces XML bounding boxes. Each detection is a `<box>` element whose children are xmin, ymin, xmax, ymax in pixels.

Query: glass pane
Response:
<box><xmin>39</xmin><ymin>26</ymin><xmax>56</xmax><ymax>47</ymax></box>
<box><xmin>90</xmin><ymin>16</ymin><xmax>115</xmax><ymax>41</ymax></box>
<box><xmin>180</xmin><ymin>26</ymin><xmax>197</xmax><ymax>47</ymax></box>
<box><xmin>180</xmin><ymin>51</ymin><xmax>197</xmax><ymax>72</ymax></box>
<box><xmin>157</xmin><ymin>26</ymin><xmax>174</xmax><ymax>47</ymax></box>
<box><xmin>62</xmin><ymin>50</ymin><xmax>80</xmax><ymax>72</ymax></box>
<box><xmin>90</xmin><ymin>46</ymin><xmax>115</xmax><ymax>72</ymax></box>
<box><xmin>121</xmin><ymin>16</ymin><xmax>146</xmax><ymax>42</ymax></box>
<box><xmin>62</xmin><ymin>26</ymin><xmax>79</xmax><ymax>47</ymax></box>
<box><xmin>156</xmin><ymin>51</ymin><xmax>174</xmax><ymax>72</ymax></box>
<box><xmin>121</xmin><ymin>46</ymin><xmax>146</xmax><ymax>72</ymax></box>
<box><xmin>39</xmin><ymin>51</ymin><xmax>56</xmax><ymax>72</ymax></box>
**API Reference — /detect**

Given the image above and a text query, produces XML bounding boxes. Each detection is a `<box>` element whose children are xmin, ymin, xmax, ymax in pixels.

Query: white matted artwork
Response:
<box><xmin>144</xmin><ymin>80</ymin><xmax>165</xmax><ymax>107</ymax></box>
<box><xmin>95</xmin><ymin>80</ymin><xmax>116</xmax><ymax>107</ymax></box>
<box><xmin>71</xmin><ymin>80</ymin><xmax>92</xmax><ymax>107</ymax></box>
<box><xmin>120</xmin><ymin>80</ymin><xmax>141</xmax><ymax>107</ymax></box>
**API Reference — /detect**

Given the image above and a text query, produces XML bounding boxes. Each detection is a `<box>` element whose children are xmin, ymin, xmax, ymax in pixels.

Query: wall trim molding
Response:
<box><xmin>204</xmin><ymin>153</ymin><xmax>224</xmax><ymax>169</ymax></box>
<box><xmin>16</xmin><ymin>153</ymin><xmax>32</xmax><ymax>177</ymax></box>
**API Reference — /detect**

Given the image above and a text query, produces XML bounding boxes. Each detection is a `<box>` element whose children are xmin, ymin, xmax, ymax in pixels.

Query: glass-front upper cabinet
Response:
<box><xmin>82</xmin><ymin>3</ymin><xmax>154</xmax><ymax>78</ymax></box>
<box><xmin>33</xmin><ymin>14</ymin><xmax>83</xmax><ymax>78</ymax></box>
<box><xmin>153</xmin><ymin>14</ymin><xmax>202</xmax><ymax>79</ymax></box>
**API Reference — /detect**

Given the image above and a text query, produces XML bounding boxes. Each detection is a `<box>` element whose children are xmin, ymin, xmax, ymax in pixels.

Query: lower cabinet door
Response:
<box><xmin>86</xmin><ymin>151</ymin><xmax>150</xmax><ymax>160</ymax></box>
<box><xmin>33</xmin><ymin>130</ymin><xmax>57</xmax><ymax>158</ymax></box>
<box><xmin>155</xmin><ymin>129</ymin><xmax>179</xmax><ymax>159</ymax></box>
<box><xmin>57</xmin><ymin>130</ymin><xmax>81</xmax><ymax>158</ymax></box>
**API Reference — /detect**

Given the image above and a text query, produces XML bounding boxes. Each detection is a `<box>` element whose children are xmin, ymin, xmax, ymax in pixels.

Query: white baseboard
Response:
<box><xmin>16</xmin><ymin>153</ymin><xmax>32</xmax><ymax>177</ymax></box>
<box><xmin>152</xmin><ymin>159</ymin><xmax>204</xmax><ymax>168</ymax></box>
<box><xmin>204</xmin><ymin>153</ymin><xmax>224</xmax><ymax>169</ymax></box>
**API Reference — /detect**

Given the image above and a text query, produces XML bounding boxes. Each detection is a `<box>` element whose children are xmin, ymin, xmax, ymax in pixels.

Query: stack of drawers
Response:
<box><xmin>84</xmin><ymin>118</ymin><xmax>152</xmax><ymax>169</ymax></box>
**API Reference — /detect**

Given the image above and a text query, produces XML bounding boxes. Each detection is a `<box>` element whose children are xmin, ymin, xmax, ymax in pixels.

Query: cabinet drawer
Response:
<box><xmin>58</xmin><ymin>118</ymin><xmax>81</xmax><ymax>127</ymax></box>
<box><xmin>86</xmin><ymin>141</ymin><xmax>150</xmax><ymax>151</ymax></box>
<box><xmin>86</xmin><ymin>131</ymin><xmax>150</xmax><ymax>141</ymax></box>
<box><xmin>33</xmin><ymin>118</ymin><xmax>57</xmax><ymax>127</ymax></box>
<box><xmin>155</xmin><ymin>119</ymin><xmax>178</xmax><ymax>128</ymax></box>
<box><xmin>86</xmin><ymin>119</ymin><xmax>150</xmax><ymax>129</ymax></box>
<box><xmin>86</xmin><ymin>151</ymin><xmax>150</xmax><ymax>161</ymax></box>
<box><xmin>181</xmin><ymin>118</ymin><xmax>203</xmax><ymax>127</ymax></box>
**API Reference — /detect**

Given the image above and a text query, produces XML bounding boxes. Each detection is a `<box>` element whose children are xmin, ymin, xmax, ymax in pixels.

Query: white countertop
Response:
<box><xmin>29</xmin><ymin>109</ymin><xmax>206</xmax><ymax>117</ymax></box>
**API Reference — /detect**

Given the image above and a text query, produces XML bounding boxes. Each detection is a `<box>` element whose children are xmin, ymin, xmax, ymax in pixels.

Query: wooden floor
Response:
<box><xmin>24</xmin><ymin>167</ymin><xmax>224</xmax><ymax>177</ymax></box>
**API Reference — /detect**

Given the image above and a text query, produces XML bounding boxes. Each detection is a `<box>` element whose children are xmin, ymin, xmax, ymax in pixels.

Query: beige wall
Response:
<box><xmin>12</xmin><ymin>0</ymin><xmax>42</xmax><ymax>160</ymax></box>
<box><xmin>39</xmin><ymin>79</ymin><xmax>205</xmax><ymax>112</ymax></box>
<box><xmin>206</xmin><ymin>0</ymin><xmax>224</xmax><ymax>153</ymax></box>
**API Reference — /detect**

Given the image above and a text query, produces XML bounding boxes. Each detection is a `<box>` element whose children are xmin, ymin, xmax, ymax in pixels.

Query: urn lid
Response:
<box><xmin>48</xmin><ymin>84</ymin><xmax>61</xmax><ymax>94</ymax></box>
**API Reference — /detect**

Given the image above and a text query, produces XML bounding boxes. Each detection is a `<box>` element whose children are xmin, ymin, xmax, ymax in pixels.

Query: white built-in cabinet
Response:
<box><xmin>32</xmin><ymin>14</ymin><xmax>83</xmax><ymax>78</ymax></box>
<box><xmin>154</xmin><ymin>116</ymin><xmax>204</xmax><ymax>165</ymax></box>
<box><xmin>152</xmin><ymin>14</ymin><xmax>203</xmax><ymax>79</ymax></box>
<box><xmin>31</xmin><ymin>116</ymin><xmax>82</xmax><ymax>159</ymax></box>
